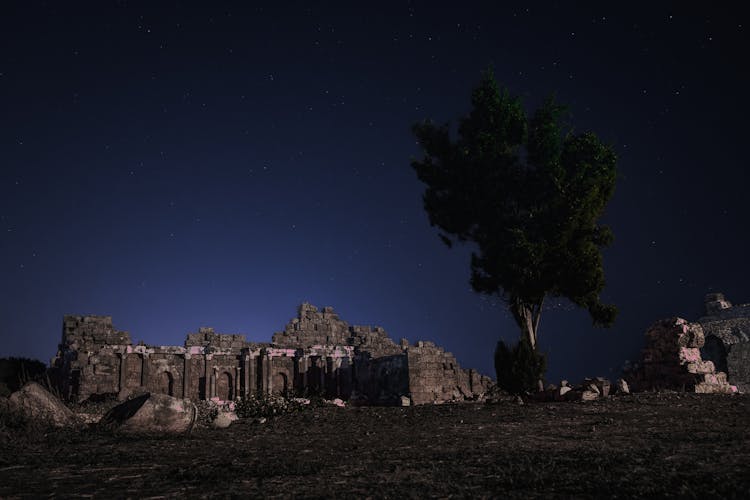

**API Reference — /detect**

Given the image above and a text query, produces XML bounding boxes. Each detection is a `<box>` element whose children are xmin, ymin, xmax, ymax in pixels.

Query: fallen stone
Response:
<box><xmin>330</xmin><ymin>398</ymin><xmax>345</xmax><ymax>407</ymax></box>
<box><xmin>581</xmin><ymin>390</ymin><xmax>599</xmax><ymax>401</ymax></box>
<box><xmin>400</xmin><ymin>395</ymin><xmax>411</xmax><ymax>407</ymax></box>
<box><xmin>560</xmin><ymin>380</ymin><xmax>569</xmax><ymax>388</ymax></box>
<box><xmin>99</xmin><ymin>393</ymin><xmax>197</xmax><ymax>434</ymax></box>
<box><xmin>616</xmin><ymin>378</ymin><xmax>630</xmax><ymax>394</ymax></box>
<box><xmin>695</xmin><ymin>382</ymin><xmax>735</xmax><ymax>394</ymax></box>
<box><xmin>685</xmin><ymin>360</ymin><xmax>715</xmax><ymax>374</ymax></box>
<box><xmin>8</xmin><ymin>382</ymin><xmax>78</xmax><ymax>427</ymax></box>
<box><xmin>594</xmin><ymin>377</ymin><xmax>611</xmax><ymax>397</ymax></box>
<box><xmin>212</xmin><ymin>411</ymin><xmax>238</xmax><ymax>429</ymax></box>
<box><xmin>559</xmin><ymin>386</ymin><xmax>572</xmax><ymax>397</ymax></box>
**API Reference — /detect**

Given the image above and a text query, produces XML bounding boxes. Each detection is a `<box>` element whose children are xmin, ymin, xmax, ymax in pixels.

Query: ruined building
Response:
<box><xmin>698</xmin><ymin>293</ymin><xmax>750</xmax><ymax>393</ymax></box>
<box><xmin>50</xmin><ymin>303</ymin><xmax>493</xmax><ymax>405</ymax></box>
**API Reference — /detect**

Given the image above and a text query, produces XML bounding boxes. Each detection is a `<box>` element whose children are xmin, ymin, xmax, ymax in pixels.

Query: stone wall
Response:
<box><xmin>51</xmin><ymin>304</ymin><xmax>493</xmax><ymax>404</ymax></box>
<box><xmin>626</xmin><ymin>317</ymin><xmax>735</xmax><ymax>393</ymax></box>
<box><xmin>407</xmin><ymin>341</ymin><xmax>493</xmax><ymax>404</ymax></box>
<box><xmin>697</xmin><ymin>293</ymin><xmax>750</xmax><ymax>393</ymax></box>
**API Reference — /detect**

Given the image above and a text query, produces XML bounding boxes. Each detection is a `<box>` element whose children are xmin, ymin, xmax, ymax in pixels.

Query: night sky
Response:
<box><xmin>2</xmin><ymin>2</ymin><xmax>748</xmax><ymax>384</ymax></box>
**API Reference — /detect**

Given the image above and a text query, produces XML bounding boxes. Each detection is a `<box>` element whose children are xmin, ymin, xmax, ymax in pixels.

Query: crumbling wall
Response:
<box><xmin>627</xmin><ymin>317</ymin><xmax>735</xmax><ymax>393</ymax></box>
<box><xmin>697</xmin><ymin>293</ymin><xmax>750</xmax><ymax>393</ymax></box>
<box><xmin>52</xmin><ymin>316</ymin><xmax>132</xmax><ymax>401</ymax></box>
<box><xmin>407</xmin><ymin>341</ymin><xmax>492</xmax><ymax>404</ymax></box>
<box><xmin>272</xmin><ymin>303</ymin><xmax>402</xmax><ymax>357</ymax></box>
<box><xmin>51</xmin><ymin>304</ymin><xmax>494</xmax><ymax>405</ymax></box>
<box><xmin>348</xmin><ymin>326</ymin><xmax>402</xmax><ymax>357</ymax></box>
<box><xmin>272</xmin><ymin>303</ymin><xmax>352</xmax><ymax>347</ymax></box>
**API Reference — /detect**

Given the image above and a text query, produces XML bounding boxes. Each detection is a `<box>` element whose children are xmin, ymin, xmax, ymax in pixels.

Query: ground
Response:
<box><xmin>1</xmin><ymin>393</ymin><xmax>749</xmax><ymax>498</ymax></box>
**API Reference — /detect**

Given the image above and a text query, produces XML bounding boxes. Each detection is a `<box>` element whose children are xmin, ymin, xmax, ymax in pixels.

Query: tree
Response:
<box><xmin>411</xmin><ymin>69</ymin><xmax>617</xmax><ymax>355</ymax></box>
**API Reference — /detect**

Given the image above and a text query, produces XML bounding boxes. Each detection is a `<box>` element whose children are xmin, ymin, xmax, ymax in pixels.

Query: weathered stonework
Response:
<box><xmin>625</xmin><ymin>317</ymin><xmax>736</xmax><ymax>394</ymax></box>
<box><xmin>50</xmin><ymin>304</ymin><xmax>493</xmax><ymax>405</ymax></box>
<box><xmin>697</xmin><ymin>293</ymin><xmax>750</xmax><ymax>393</ymax></box>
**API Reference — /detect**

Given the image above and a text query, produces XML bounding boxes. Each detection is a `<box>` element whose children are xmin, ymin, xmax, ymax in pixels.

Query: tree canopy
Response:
<box><xmin>411</xmin><ymin>69</ymin><xmax>617</xmax><ymax>350</ymax></box>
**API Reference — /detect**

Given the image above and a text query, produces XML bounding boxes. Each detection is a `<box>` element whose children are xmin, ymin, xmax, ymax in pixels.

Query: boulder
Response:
<box><xmin>615</xmin><ymin>378</ymin><xmax>630</xmax><ymax>394</ymax></box>
<box><xmin>581</xmin><ymin>390</ymin><xmax>599</xmax><ymax>401</ymax></box>
<box><xmin>99</xmin><ymin>393</ymin><xmax>196</xmax><ymax>434</ymax></box>
<box><xmin>8</xmin><ymin>382</ymin><xmax>78</xmax><ymax>427</ymax></box>
<box><xmin>212</xmin><ymin>411</ymin><xmax>238</xmax><ymax>429</ymax></box>
<box><xmin>594</xmin><ymin>377</ymin><xmax>611</xmax><ymax>397</ymax></box>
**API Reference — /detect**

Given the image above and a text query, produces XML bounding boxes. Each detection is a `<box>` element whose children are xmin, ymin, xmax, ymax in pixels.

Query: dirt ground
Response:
<box><xmin>1</xmin><ymin>393</ymin><xmax>749</xmax><ymax>498</ymax></box>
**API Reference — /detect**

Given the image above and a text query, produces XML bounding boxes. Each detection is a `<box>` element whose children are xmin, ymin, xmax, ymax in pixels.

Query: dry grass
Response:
<box><xmin>1</xmin><ymin>393</ymin><xmax>748</xmax><ymax>498</ymax></box>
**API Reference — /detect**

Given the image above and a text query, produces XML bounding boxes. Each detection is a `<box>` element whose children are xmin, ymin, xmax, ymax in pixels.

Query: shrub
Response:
<box><xmin>494</xmin><ymin>338</ymin><xmax>547</xmax><ymax>395</ymax></box>
<box><xmin>234</xmin><ymin>393</ymin><xmax>310</xmax><ymax>420</ymax></box>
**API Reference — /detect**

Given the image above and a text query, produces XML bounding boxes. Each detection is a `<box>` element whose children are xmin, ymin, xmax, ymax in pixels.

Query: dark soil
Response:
<box><xmin>1</xmin><ymin>393</ymin><xmax>749</xmax><ymax>498</ymax></box>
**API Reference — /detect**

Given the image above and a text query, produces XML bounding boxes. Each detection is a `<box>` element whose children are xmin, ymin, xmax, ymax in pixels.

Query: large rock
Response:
<box><xmin>99</xmin><ymin>393</ymin><xmax>197</xmax><ymax>434</ymax></box>
<box><xmin>8</xmin><ymin>382</ymin><xmax>78</xmax><ymax>427</ymax></box>
<box><xmin>212</xmin><ymin>411</ymin><xmax>238</xmax><ymax>429</ymax></box>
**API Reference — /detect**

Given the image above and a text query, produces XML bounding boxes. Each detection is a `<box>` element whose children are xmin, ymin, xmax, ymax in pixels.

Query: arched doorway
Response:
<box><xmin>273</xmin><ymin>372</ymin><xmax>289</xmax><ymax>395</ymax></box>
<box><xmin>157</xmin><ymin>371</ymin><xmax>174</xmax><ymax>396</ymax></box>
<box><xmin>216</xmin><ymin>372</ymin><xmax>233</xmax><ymax>401</ymax></box>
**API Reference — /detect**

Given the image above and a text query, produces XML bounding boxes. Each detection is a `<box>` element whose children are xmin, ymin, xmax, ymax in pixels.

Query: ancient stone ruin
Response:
<box><xmin>625</xmin><ymin>317</ymin><xmax>736</xmax><ymax>393</ymax></box>
<box><xmin>697</xmin><ymin>293</ymin><xmax>750</xmax><ymax>393</ymax></box>
<box><xmin>50</xmin><ymin>303</ymin><xmax>493</xmax><ymax>405</ymax></box>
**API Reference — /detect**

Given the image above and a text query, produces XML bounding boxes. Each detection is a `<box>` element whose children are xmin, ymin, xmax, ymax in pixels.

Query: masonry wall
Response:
<box><xmin>697</xmin><ymin>293</ymin><xmax>750</xmax><ymax>393</ymax></box>
<box><xmin>51</xmin><ymin>304</ymin><xmax>493</xmax><ymax>404</ymax></box>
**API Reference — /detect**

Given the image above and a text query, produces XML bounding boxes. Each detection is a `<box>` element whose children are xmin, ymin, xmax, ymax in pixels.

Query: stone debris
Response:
<box><xmin>8</xmin><ymin>382</ymin><xmax>78</xmax><ymax>427</ymax></box>
<box><xmin>580</xmin><ymin>389</ymin><xmax>599</xmax><ymax>401</ymax></box>
<box><xmin>99</xmin><ymin>392</ymin><xmax>197</xmax><ymax>434</ymax></box>
<box><xmin>626</xmin><ymin>317</ymin><xmax>736</xmax><ymax>394</ymax></box>
<box><xmin>400</xmin><ymin>395</ymin><xmax>411</xmax><ymax>407</ymax></box>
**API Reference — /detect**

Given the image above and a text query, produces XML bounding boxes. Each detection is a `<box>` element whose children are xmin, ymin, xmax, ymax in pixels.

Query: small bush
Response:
<box><xmin>234</xmin><ymin>393</ymin><xmax>311</xmax><ymax>420</ymax></box>
<box><xmin>494</xmin><ymin>338</ymin><xmax>547</xmax><ymax>395</ymax></box>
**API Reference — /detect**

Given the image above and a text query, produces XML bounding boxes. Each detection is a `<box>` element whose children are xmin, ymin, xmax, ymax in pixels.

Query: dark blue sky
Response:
<box><xmin>1</xmin><ymin>2</ymin><xmax>748</xmax><ymax>384</ymax></box>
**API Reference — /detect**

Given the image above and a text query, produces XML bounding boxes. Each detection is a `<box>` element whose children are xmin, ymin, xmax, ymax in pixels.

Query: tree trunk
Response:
<box><xmin>510</xmin><ymin>295</ymin><xmax>544</xmax><ymax>350</ymax></box>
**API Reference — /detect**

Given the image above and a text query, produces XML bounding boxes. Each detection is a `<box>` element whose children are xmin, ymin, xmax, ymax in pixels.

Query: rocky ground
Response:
<box><xmin>1</xmin><ymin>393</ymin><xmax>749</xmax><ymax>498</ymax></box>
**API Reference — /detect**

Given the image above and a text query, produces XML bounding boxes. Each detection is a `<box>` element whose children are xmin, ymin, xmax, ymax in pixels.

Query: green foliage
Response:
<box><xmin>494</xmin><ymin>338</ymin><xmax>547</xmax><ymax>394</ymax></box>
<box><xmin>411</xmin><ymin>69</ymin><xmax>618</xmax><ymax>345</ymax></box>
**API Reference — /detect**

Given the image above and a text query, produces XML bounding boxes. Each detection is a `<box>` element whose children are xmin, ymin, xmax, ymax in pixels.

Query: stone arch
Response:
<box><xmin>216</xmin><ymin>371</ymin><xmax>233</xmax><ymax>401</ymax></box>
<box><xmin>701</xmin><ymin>336</ymin><xmax>728</xmax><ymax>373</ymax></box>
<box><xmin>157</xmin><ymin>371</ymin><xmax>174</xmax><ymax>396</ymax></box>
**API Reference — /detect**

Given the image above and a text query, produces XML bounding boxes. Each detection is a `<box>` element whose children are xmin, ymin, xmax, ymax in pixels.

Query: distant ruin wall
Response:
<box><xmin>51</xmin><ymin>304</ymin><xmax>493</xmax><ymax>405</ymax></box>
<box><xmin>697</xmin><ymin>293</ymin><xmax>750</xmax><ymax>393</ymax></box>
